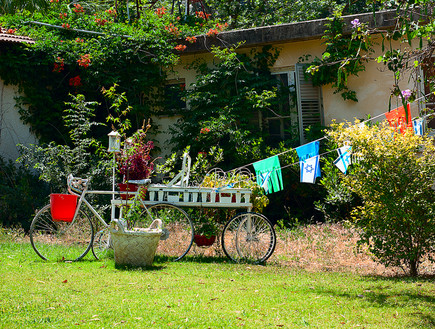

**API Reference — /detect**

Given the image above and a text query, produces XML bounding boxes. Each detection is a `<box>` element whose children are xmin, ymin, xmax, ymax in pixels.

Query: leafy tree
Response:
<box><xmin>327</xmin><ymin>121</ymin><xmax>435</xmax><ymax>276</ymax></box>
<box><xmin>0</xmin><ymin>0</ymin><xmax>49</xmax><ymax>14</ymax></box>
<box><xmin>168</xmin><ymin>44</ymin><xmax>292</xmax><ymax>168</ymax></box>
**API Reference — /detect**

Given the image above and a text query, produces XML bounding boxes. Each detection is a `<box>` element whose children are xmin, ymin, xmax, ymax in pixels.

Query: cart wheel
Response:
<box><xmin>30</xmin><ymin>204</ymin><xmax>94</xmax><ymax>262</ymax></box>
<box><xmin>135</xmin><ymin>203</ymin><xmax>194</xmax><ymax>261</ymax></box>
<box><xmin>92</xmin><ymin>227</ymin><xmax>113</xmax><ymax>260</ymax></box>
<box><xmin>221</xmin><ymin>212</ymin><xmax>276</xmax><ymax>264</ymax></box>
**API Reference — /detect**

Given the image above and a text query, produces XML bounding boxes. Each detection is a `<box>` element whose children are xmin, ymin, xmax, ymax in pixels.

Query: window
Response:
<box><xmin>258</xmin><ymin>72</ymin><xmax>296</xmax><ymax>144</ymax></box>
<box><xmin>258</xmin><ymin>66</ymin><xmax>323</xmax><ymax>145</ymax></box>
<box><xmin>295</xmin><ymin>63</ymin><xmax>323</xmax><ymax>144</ymax></box>
<box><xmin>164</xmin><ymin>79</ymin><xmax>186</xmax><ymax>114</ymax></box>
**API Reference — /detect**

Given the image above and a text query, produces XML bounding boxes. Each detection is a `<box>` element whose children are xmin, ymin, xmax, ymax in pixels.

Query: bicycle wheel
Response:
<box><xmin>221</xmin><ymin>212</ymin><xmax>276</xmax><ymax>264</ymax></box>
<box><xmin>134</xmin><ymin>203</ymin><xmax>194</xmax><ymax>261</ymax></box>
<box><xmin>92</xmin><ymin>227</ymin><xmax>113</xmax><ymax>260</ymax></box>
<box><xmin>30</xmin><ymin>204</ymin><xmax>94</xmax><ymax>262</ymax></box>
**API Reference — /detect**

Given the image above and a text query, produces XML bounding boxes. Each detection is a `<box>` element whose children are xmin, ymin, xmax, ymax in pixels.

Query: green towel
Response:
<box><xmin>252</xmin><ymin>155</ymin><xmax>283</xmax><ymax>194</ymax></box>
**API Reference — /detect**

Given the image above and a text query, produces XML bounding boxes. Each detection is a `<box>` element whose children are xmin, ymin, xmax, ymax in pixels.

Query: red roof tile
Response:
<box><xmin>0</xmin><ymin>27</ymin><xmax>35</xmax><ymax>44</ymax></box>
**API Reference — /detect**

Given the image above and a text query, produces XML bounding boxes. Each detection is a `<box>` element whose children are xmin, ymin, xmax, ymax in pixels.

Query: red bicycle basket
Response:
<box><xmin>50</xmin><ymin>194</ymin><xmax>78</xmax><ymax>222</ymax></box>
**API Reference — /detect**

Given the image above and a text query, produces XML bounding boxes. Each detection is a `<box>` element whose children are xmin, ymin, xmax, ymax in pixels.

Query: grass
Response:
<box><xmin>1</xmin><ymin>226</ymin><xmax>434</xmax><ymax>328</ymax></box>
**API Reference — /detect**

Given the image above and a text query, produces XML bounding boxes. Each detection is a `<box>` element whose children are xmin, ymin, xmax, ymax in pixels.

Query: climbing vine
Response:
<box><xmin>305</xmin><ymin>12</ymin><xmax>374</xmax><ymax>102</ymax></box>
<box><xmin>0</xmin><ymin>2</ymin><xmax>226</xmax><ymax>144</ymax></box>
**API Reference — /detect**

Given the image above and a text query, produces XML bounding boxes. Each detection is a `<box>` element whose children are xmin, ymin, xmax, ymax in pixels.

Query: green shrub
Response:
<box><xmin>0</xmin><ymin>157</ymin><xmax>49</xmax><ymax>231</ymax></box>
<box><xmin>327</xmin><ymin>121</ymin><xmax>435</xmax><ymax>276</ymax></box>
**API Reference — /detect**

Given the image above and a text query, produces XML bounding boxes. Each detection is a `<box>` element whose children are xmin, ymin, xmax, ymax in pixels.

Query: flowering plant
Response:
<box><xmin>117</xmin><ymin>120</ymin><xmax>156</xmax><ymax>181</ymax></box>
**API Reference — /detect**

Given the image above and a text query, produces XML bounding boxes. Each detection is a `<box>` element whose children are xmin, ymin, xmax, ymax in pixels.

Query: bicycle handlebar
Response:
<box><xmin>67</xmin><ymin>174</ymin><xmax>89</xmax><ymax>195</ymax></box>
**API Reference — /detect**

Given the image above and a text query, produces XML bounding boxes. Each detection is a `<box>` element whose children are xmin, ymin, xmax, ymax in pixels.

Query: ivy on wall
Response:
<box><xmin>0</xmin><ymin>2</ymin><xmax>225</xmax><ymax>144</ymax></box>
<box><xmin>304</xmin><ymin>13</ymin><xmax>374</xmax><ymax>102</ymax></box>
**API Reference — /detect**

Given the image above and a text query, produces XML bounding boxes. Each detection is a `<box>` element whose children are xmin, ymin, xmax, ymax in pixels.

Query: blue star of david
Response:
<box><xmin>305</xmin><ymin>164</ymin><xmax>314</xmax><ymax>173</ymax></box>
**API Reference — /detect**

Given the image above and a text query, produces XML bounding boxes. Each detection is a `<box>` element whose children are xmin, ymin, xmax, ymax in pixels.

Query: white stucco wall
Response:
<box><xmin>0</xmin><ymin>80</ymin><xmax>37</xmax><ymax>162</ymax></box>
<box><xmin>171</xmin><ymin>36</ymin><xmax>418</xmax><ymax>130</ymax></box>
<box><xmin>272</xmin><ymin>37</ymin><xmax>418</xmax><ymax>124</ymax></box>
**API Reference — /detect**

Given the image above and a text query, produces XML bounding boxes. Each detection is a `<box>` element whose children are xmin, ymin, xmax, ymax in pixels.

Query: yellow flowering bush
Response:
<box><xmin>327</xmin><ymin>120</ymin><xmax>435</xmax><ymax>276</ymax></box>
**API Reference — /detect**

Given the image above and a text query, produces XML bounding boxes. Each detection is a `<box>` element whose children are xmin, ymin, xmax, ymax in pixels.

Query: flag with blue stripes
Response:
<box><xmin>413</xmin><ymin>118</ymin><xmax>424</xmax><ymax>135</ymax></box>
<box><xmin>300</xmin><ymin>155</ymin><xmax>320</xmax><ymax>184</ymax></box>
<box><xmin>334</xmin><ymin>146</ymin><xmax>352</xmax><ymax>174</ymax></box>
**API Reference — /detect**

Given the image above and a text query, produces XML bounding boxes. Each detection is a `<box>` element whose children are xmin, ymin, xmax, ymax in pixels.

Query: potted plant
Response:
<box><xmin>194</xmin><ymin>211</ymin><xmax>219</xmax><ymax>247</ymax></box>
<box><xmin>116</xmin><ymin>121</ymin><xmax>157</xmax><ymax>198</ymax></box>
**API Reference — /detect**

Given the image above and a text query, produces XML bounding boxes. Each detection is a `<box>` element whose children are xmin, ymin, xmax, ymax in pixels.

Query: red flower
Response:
<box><xmin>6</xmin><ymin>29</ymin><xmax>16</xmax><ymax>34</ymax></box>
<box><xmin>174</xmin><ymin>44</ymin><xmax>187</xmax><ymax>52</ymax></box>
<box><xmin>105</xmin><ymin>9</ymin><xmax>117</xmax><ymax>16</ymax></box>
<box><xmin>69</xmin><ymin>75</ymin><xmax>82</xmax><ymax>87</ymax></box>
<box><xmin>53</xmin><ymin>57</ymin><xmax>64</xmax><ymax>73</ymax></box>
<box><xmin>206</xmin><ymin>29</ymin><xmax>218</xmax><ymax>37</ymax></box>
<box><xmin>200</xmin><ymin>128</ymin><xmax>210</xmax><ymax>134</ymax></box>
<box><xmin>75</xmin><ymin>38</ymin><xmax>84</xmax><ymax>43</ymax></box>
<box><xmin>95</xmin><ymin>18</ymin><xmax>108</xmax><ymax>26</ymax></box>
<box><xmin>165</xmin><ymin>23</ymin><xmax>180</xmax><ymax>37</ymax></box>
<box><xmin>61</xmin><ymin>23</ymin><xmax>71</xmax><ymax>29</ymax></box>
<box><xmin>59</xmin><ymin>13</ymin><xmax>67</xmax><ymax>19</ymax></box>
<box><xmin>185</xmin><ymin>36</ymin><xmax>197</xmax><ymax>44</ymax></box>
<box><xmin>77</xmin><ymin>54</ymin><xmax>91</xmax><ymax>68</ymax></box>
<box><xmin>155</xmin><ymin>7</ymin><xmax>167</xmax><ymax>18</ymax></box>
<box><xmin>72</xmin><ymin>4</ymin><xmax>84</xmax><ymax>13</ymax></box>
<box><xmin>195</xmin><ymin>11</ymin><xmax>211</xmax><ymax>20</ymax></box>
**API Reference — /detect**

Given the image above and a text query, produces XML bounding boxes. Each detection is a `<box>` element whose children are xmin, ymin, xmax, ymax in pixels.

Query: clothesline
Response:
<box><xmin>229</xmin><ymin>91</ymin><xmax>433</xmax><ymax>174</ymax></box>
<box><xmin>216</xmin><ymin>91</ymin><xmax>434</xmax><ymax>188</ymax></box>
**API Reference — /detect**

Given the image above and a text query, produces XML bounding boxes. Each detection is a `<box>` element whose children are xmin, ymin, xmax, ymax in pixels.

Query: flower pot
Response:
<box><xmin>215</xmin><ymin>193</ymin><xmax>236</xmax><ymax>203</ymax></box>
<box><xmin>50</xmin><ymin>194</ymin><xmax>78</xmax><ymax>222</ymax></box>
<box><xmin>194</xmin><ymin>234</ymin><xmax>216</xmax><ymax>247</ymax></box>
<box><xmin>118</xmin><ymin>183</ymin><xmax>142</xmax><ymax>200</ymax></box>
<box><xmin>110</xmin><ymin>219</ymin><xmax>162</xmax><ymax>267</ymax></box>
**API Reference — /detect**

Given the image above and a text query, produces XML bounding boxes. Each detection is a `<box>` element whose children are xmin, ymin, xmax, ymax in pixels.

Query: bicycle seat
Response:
<box><xmin>125</xmin><ymin>179</ymin><xmax>151</xmax><ymax>186</ymax></box>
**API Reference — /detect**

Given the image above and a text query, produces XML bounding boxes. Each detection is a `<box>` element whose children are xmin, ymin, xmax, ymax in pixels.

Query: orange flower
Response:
<box><xmin>206</xmin><ymin>29</ymin><xmax>218</xmax><ymax>37</ymax></box>
<box><xmin>95</xmin><ymin>18</ymin><xmax>108</xmax><ymax>26</ymax></box>
<box><xmin>77</xmin><ymin>54</ymin><xmax>91</xmax><ymax>68</ymax></box>
<box><xmin>174</xmin><ymin>44</ymin><xmax>187</xmax><ymax>52</ymax></box>
<box><xmin>185</xmin><ymin>36</ymin><xmax>197</xmax><ymax>44</ymax></box>
<box><xmin>72</xmin><ymin>4</ymin><xmax>84</xmax><ymax>13</ymax></box>
<box><xmin>165</xmin><ymin>23</ymin><xmax>180</xmax><ymax>37</ymax></box>
<box><xmin>155</xmin><ymin>7</ymin><xmax>167</xmax><ymax>18</ymax></box>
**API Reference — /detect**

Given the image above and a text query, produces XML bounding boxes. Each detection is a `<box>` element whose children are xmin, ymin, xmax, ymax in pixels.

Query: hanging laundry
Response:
<box><xmin>385</xmin><ymin>104</ymin><xmax>413</xmax><ymax>135</ymax></box>
<box><xmin>334</xmin><ymin>146</ymin><xmax>352</xmax><ymax>174</ymax></box>
<box><xmin>296</xmin><ymin>141</ymin><xmax>321</xmax><ymax>183</ymax></box>
<box><xmin>300</xmin><ymin>155</ymin><xmax>320</xmax><ymax>184</ymax></box>
<box><xmin>413</xmin><ymin>118</ymin><xmax>424</xmax><ymax>135</ymax></box>
<box><xmin>252</xmin><ymin>155</ymin><xmax>283</xmax><ymax>194</ymax></box>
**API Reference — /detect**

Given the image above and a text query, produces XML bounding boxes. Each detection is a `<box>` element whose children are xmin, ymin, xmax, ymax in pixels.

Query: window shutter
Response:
<box><xmin>295</xmin><ymin>63</ymin><xmax>323</xmax><ymax>144</ymax></box>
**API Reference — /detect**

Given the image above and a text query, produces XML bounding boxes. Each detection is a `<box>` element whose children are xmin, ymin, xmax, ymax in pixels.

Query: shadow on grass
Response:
<box><xmin>114</xmin><ymin>263</ymin><xmax>167</xmax><ymax>271</ymax></box>
<box><xmin>314</xmin><ymin>275</ymin><xmax>435</xmax><ymax>327</ymax></box>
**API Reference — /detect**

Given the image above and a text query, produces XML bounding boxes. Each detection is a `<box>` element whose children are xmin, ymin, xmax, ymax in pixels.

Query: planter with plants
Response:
<box><xmin>193</xmin><ymin>211</ymin><xmax>219</xmax><ymax>247</ymax></box>
<box><xmin>116</xmin><ymin>121</ymin><xmax>157</xmax><ymax>199</ymax></box>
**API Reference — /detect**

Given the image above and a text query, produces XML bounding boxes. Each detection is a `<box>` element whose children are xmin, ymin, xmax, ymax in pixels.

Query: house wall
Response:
<box><xmin>0</xmin><ymin>80</ymin><xmax>37</xmax><ymax>162</ymax></box>
<box><xmin>159</xmin><ymin>36</ymin><xmax>418</xmax><ymax>152</ymax></box>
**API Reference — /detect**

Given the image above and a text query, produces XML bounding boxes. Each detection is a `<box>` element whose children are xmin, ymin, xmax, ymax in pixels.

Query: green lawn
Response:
<box><xmin>0</xmin><ymin>238</ymin><xmax>434</xmax><ymax>328</ymax></box>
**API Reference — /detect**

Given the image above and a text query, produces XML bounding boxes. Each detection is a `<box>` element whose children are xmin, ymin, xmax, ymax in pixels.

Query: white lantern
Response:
<box><xmin>107</xmin><ymin>131</ymin><xmax>121</xmax><ymax>153</ymax></box>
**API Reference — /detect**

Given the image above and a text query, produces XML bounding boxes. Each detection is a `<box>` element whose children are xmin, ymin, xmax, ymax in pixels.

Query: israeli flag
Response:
<box><xmin>334</xmin><ymin>146</ymin><xmax>352</xmax><ymax>174</ymax></box>
<box><xmin>413</xmin><ymin>118</ymin><xmax>424</xmax><ymax>135</ymax></box>
<box><xmin>300</xmin><ymin>155</ymin><xmax>320</xmax><ymax>184</ymax></box>
<box><xmin>259</xmin><ymin>171</ymin><xmax>272</xmax><ymax>193</ymax></box>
